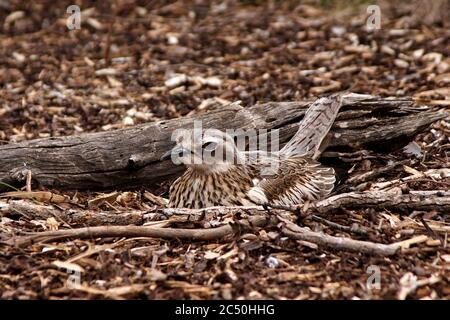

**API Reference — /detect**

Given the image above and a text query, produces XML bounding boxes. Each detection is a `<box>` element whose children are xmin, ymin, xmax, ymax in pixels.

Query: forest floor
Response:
<box><xmin>0</xmin><ymin>0</ymin><xmax>449</xmax><ymax>299</ymax></box>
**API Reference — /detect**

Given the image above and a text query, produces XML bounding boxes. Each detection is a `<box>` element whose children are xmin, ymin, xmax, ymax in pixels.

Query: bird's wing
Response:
<box><xmin>247</xmin><ymin>157</ymin><xmax>335</xmax><ymax>206</ymax></box>
<box><xmin>280</xmin><ymin>94</ymin><xmax>343</xmax><ymax>159</ymax></box>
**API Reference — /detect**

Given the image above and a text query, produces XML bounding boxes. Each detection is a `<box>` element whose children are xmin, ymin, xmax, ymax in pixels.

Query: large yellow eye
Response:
<box><xmin>202</xmin><ymin>141</ymin><xmax>217</xmax><ymax>151</ymax></box>
<box><xmin>202</xmin><ymin>141</ymin><xmax>217</xmax><ymax>159</ymax></box>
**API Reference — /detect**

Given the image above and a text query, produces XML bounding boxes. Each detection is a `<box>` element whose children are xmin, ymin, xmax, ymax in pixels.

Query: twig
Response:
<box><xmin>103</xmin><ymin>3</ymin><xmax>118</xmax><ymax>64</ymax></box>
<box><xmin>1</xmin><ymin>200</ymin><xmax>148</xmax><ymax>226</ymax></box>
<box><xmin>262</xmin><ymin>203</ymin><xmax>310</xmax><ymax>219</ymax></box>
<box><xmin>25</xmin><ymin>170</ymin><xmax>32</xmax><ymax>192</ymax></box>
<box><xmin>4</xmin><ymin>215</ymin><xmax>271</xmax><ymax>248</ymax></box>
<box><xmin>370</xmin><ymin>168</ymin><xmax>449</xmax><ymax>190</ymax></box>
<box><xmin>310</xmin><ymin>190</ymin><xmax>450</xmax><ymax>214</ymax></box>
<box><xmin>264</xmin><ymin>203</ymin><xmax>368</xmax><ymax>236</ymax></box>
<box><xmin>347</xmin><ymin>160</ymin><xmax>408</xmax><ymax>190</ymax></box>
<box><xmin>278</xmin><ymin>216</ymin><xmax>399</xmax><ymax>256</ymax></box>
<box><xmin>420</xmin><ymin>216</ymin><xmax>444</xmax><ymax>246</ymax></box>
<box><xmin>310</xmin><ymin>215</ymin><xmax>368</xmax><ymax>236</ymax></box>
<box><xmin>405</xmin><ymin>178</ymin><xmax>450</xmax><ymax>188</ymax></box>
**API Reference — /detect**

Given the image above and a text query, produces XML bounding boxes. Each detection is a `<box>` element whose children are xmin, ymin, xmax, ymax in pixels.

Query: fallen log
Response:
<box><xmin>0</xmin><ymin>94</ymin><xmax>446</xmax><ymax>190</ymax></box>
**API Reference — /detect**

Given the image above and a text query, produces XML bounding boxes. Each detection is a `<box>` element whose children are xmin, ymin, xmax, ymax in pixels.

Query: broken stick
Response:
<box><xmin>309</xmin><ymin>190</ymin><xmax>450</xmax><ymax>214</ymax></box>
<box><xmin>3</xmin><ymin>215</ymin><xmax>271</xmax><ymax>247</ymax></box>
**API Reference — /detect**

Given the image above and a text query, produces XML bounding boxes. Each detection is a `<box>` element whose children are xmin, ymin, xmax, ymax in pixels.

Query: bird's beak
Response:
<box><xmin>160</xmin><ymin>150</ymin><xmax>172</xmax><ymax>161</ymax></box>
<box><xmin>160</xmin><ymin>145</ymin><xmax>186</xmax><ymax>161</ymax></box>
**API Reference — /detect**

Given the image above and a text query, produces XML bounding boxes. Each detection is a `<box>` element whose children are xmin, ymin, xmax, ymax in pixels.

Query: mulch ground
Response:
<box><xmin>0</xmin><ymin>0</ymin><xmax>449</xmax><ymax>299</ymax></box>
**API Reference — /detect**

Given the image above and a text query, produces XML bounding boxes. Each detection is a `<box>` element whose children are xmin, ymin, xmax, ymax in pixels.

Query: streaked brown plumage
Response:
<box><xmin>163</xmin><ymin>94</ymin><xmax>343</xmax><ymax>208</ymax></box>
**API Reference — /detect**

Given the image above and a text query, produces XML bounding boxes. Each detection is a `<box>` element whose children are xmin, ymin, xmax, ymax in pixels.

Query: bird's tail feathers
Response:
<box><xmin>280</xmin><ymin>94</ymin><xmax>343</xmax><ymax>159</ymax></box>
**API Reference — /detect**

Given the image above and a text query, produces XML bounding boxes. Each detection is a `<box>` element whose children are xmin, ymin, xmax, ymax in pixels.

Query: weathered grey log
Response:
<box><xmin>0</xmin><ymin>94</ymin><xmax>446</xmax><ymax>190</ymax></box>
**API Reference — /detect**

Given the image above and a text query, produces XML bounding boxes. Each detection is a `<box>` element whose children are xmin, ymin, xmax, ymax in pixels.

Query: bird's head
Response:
<box><xmin>161</xmin><ymin>128</ymin><xmax>243</xmax><ymax>173</ymax></box>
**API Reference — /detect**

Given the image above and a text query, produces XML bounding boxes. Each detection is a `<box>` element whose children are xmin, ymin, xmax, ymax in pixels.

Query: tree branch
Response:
<box><xmin>279</xmin><ymin>216</ymin><xmax>399</xmax><ymax>256</ymax></box>
<box><xmin>309</xmin><ymin>190</ymin><xmax>450</xmax><ymax>214</ymax></box>
<box><xmin>3</xmin><ymin>215</ymin><xmax>271</xmax><ymax>247</ymax></box>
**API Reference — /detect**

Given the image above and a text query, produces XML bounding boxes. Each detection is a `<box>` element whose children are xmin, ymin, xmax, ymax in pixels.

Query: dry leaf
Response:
<box><xmin>143</xmin><ymin>191</ymin><xmax>168</xmax><ymax>206</ymax></box>
<box><xmin>87</xmin><ymin>191</ymin><xmax>119</xmax><ymax>208</ymax></box>
<box><xmin>394</xmin><ymin>235</ymin><xmax>429</xmax><ymax>249</ymax></box>
<box><xmin>204</xmin><ymin>250</ymin><xmax>220</xmax><ymax>260</ymax></box>
<box><xmin>116</xmin><ymin>192</ymin><xmax>137</xmax><ymax>206</ymax></box>
<box><xmin>52</xmin><ymin>260</ymin><xmax>84</xmax><ymax>273</ymax></box>
<box><xmin>403</xmin><ymin>142</ymin><xmax>423</xmax><ymax>158</ymax></box>
<box><xmin>46</xmin><ymin>217</ymin><xmax>59</xmax><ymax>231</ymax></box>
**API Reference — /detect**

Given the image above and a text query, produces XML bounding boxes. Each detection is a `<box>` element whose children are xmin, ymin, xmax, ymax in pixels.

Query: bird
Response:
<box><xmin>161</xmin><ymin>94</ymin><xmax>343</xmax><ymax>209</ymax></box>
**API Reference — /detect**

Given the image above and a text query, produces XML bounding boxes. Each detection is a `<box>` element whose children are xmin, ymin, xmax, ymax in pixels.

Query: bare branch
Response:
<box><xmin>310</xmin><ymin>190</ymin><xmax>450</xmax><ymax>214</ymax></box>
<box><xmin>279</xmin><ymin>216</ymin><xmax>399</xmax><ymax>256</ymax></box>
<box><xmin>4</xmin><ymin>215</ymin><xmax>271</xmax><ymax>247</ymax></box>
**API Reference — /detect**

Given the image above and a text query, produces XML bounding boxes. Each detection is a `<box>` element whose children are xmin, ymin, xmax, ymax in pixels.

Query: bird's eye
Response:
<box><xmin>202</xmin><ymin>141</ymin><xmax>217</xmax><ymax>151</ymax></box>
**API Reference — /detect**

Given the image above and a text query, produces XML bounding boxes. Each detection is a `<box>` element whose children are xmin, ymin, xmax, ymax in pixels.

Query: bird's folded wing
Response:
<box><xmin>248</xmin><ymin>157</ymin><xmax>335</xmax><ymax>206</ymax></box>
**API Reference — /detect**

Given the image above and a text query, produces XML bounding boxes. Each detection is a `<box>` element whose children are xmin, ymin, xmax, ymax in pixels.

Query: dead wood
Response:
<box><xmin>346</xmin><ymin>160</ymin><xmax>409</xmax><ymax>187</ymax></box>
<box><xmin>0</xmin><ymin>200</ymin><xmax>148</xmax><ymax>226</ymax></box>
<box><xmin>309</xmin><ymin>190</ymin><xmax>450</xmax><ymax>214</ymax></box>
<box><xmin>4</xmin><ymin>215</ymin><xmax>271</xmax><ymax>247</ymax></box>
<box><xmin>0</xmin><ymin>94</ymin><xmax>446</xmax><ymax>191</ymax></box>
<box><xmin>279</xmin><ymin>216</ymin><xmax>400</xmax><ymax>256</ymax></box>
<box><xmin>4</xmin><ymin>189</ymin><xmax>445</xmax><ymax>256</ymax></box>
<box><xmin>281</xmin><ymin>227</ymin><xmax>399</xmax><ymax>256</ymax></box>
<box><xmin>3</xmin><ymin>188</ymin><xmax>447</xmax><ymax>249</ymax></box>
<box><xmin>4</xmin><ymin>207</ymin><xmax>399</xmax><ymax>257</ymax></box>
<box><xmin>309</xmin><ymin>215</ymin><xmax>369</xmax><ymax>236</ymax></box>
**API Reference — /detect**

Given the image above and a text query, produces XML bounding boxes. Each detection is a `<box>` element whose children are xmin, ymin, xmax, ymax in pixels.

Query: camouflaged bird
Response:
<box><xmin>161</xmin><ymin>94</ymin><xmax>343</xmax><ymax>208</ymax></box>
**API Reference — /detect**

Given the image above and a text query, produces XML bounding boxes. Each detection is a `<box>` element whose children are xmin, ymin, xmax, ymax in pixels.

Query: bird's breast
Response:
<box><xmin>168</xmin><ymin>167</ymin><xmax>257</xmax><ymax>208</ymax></box>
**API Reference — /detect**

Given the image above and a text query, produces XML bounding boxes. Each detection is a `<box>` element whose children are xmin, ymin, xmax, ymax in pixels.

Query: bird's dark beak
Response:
<box><xmin>160</xmin><ymin>149</ymin><xmax>173</xmax><ymax>161</ymax></box>
<box><xmin>160</xmin><ymin>145</ymin><xmax>185</xmax><ymax>161</ymax></box>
